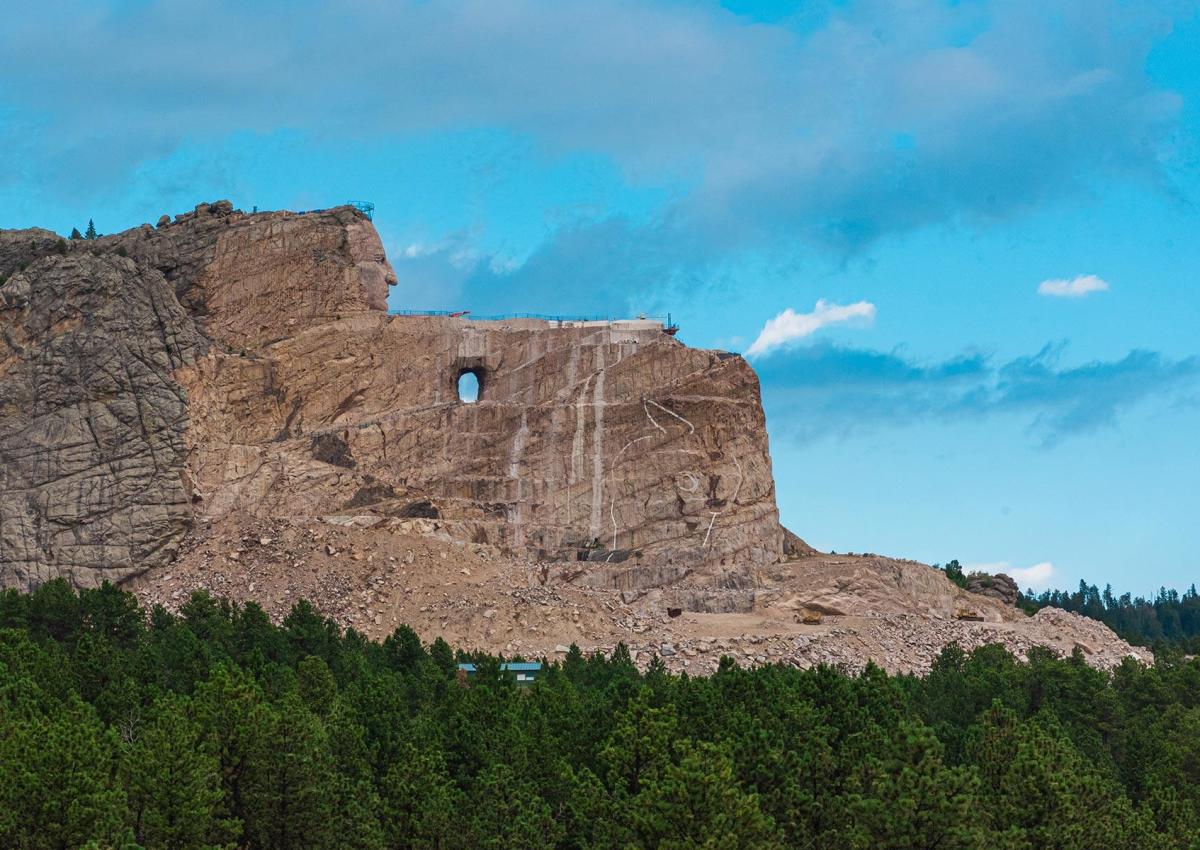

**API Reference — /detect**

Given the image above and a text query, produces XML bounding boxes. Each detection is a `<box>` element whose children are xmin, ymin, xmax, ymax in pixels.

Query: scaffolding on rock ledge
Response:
<box><xmin>347</xmin><ymin>200</ymin><xmax>375</xmax><ymax>220</ymax></box>
<box><xmin>390</xmin><ymin>308</ymin><xmax>678</xmax><ymax>332</ymax></box>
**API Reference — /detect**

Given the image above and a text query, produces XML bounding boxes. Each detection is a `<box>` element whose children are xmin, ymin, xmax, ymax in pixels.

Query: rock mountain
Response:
<box><xmin>1</xmin><ymin>202</ymin><xmax>780</xmax><ymax>589</ymax></box>
<box><xmin>0</xmin><ymin>203</ymin><xmax>1149</xmax><ymax>673</ymax></box>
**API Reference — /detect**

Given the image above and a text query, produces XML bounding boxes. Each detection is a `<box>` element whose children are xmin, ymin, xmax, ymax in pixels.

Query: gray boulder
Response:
<box><xmin>966</xmin><ymin>572</ymin><xmax>1020</xmax><ymax>606</ymax></box>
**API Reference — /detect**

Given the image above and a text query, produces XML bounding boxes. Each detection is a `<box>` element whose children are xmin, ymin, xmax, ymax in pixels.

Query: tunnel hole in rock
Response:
<box><xmin>457</xmin><ymin>368</ymin><xmax>482</xmax><ymax>403</ymax></box>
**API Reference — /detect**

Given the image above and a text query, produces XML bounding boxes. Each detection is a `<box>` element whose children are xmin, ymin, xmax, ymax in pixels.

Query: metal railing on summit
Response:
<box><xmin>389</xmin><ymin>309</ymin><xmax>671</xmax><ymax>327</ymax></box>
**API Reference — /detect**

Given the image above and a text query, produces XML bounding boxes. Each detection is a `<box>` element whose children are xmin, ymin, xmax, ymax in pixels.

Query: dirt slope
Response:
<box><xmin>127</xmin><ymin>515</ymin><xmax>1151</xmax><ymax>675</ymax></box>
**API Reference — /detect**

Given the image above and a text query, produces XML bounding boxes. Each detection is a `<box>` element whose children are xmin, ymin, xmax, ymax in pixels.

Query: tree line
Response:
<box><xmin>70</xmin><ymin>219</ymin><xmax>99</xmax><ymax>240</ymax></box>
<box><xmin>1019</xmin><ymin>581</ymin><xmax>1200</xmax><ymax>652</ymax></box>
<box><xmin>2</xmin><ymin>579</ymin><xmax>1200</xmax><ymax>849</ymax></box>
<box><xmin>933</xmin><ymin>560</ymin><xmax>1200</xmax><ymax>652</ymax></box>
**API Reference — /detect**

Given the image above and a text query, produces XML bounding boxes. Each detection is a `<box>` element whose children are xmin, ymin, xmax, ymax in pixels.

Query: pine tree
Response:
<box><xmin>599</xmin><ymin>687</ymin><xmax>678</xmax><ymax>798</ymax></box>
<box><xmin>0</xmin><ymin>697</ymin><xmax>134</xmax><ymax>849</ymax></box>
<box><xmin>378</xmin><ymin>745</ymin><xmax>468</xmax><ymax>849</ymax></box>
<box><xmin>969</xmin><ymin>704</ymin><xmax>1152</xmax><ymax>849</ymax></box>
<box><xmin>85</xmin><ymin>219</ymin><xmax>97</xmax><ymax>240</ymax></box>
<box><xmin>81</xmin><ymin>581</ymin><xmax>144</xmax><ymax>648</ymax></box>
<box><xmin>119</xmin><ymin>693</ymin><xmax>238</xmax><ymax>849</ymax></box>
<box><xmin>27</xmin><ymin>576</ymin><xmax>83</xmax><ymax>643</ymax></box>
<box><xmin>428</xmin><ymin>636</ymin><xmax>456</xmax><ymax>674</ymax></box>
<box><xmin>383</xmin><ymin>623</ymin><xmax>426</xmax><ymax>670</ymax></box>
<box><xmin>192</xmin><ymin>664</ymin><xmax>273</xmax><ymax>845</ymax></box>
<box><xmin>848</xmin><ymin>721</ymin><xmax>984</xmax><ymax>849</ymax></box>
<box><xmin>70</xmin><ymin>227</ymin><xmax>83</xmax><ymax>240</ymax></box>
<box><xmin>555</xmin><ymin>764</ymin><xmax>618</xmax><ymax>850</ymax></box>
<box><xmin>627</xmin><ymin>740</ymin><xmax>784</xmax><ymax>850</ymax></box>
<box><xmin>243</xmin><ymin>692</ymin><xmax>337</xmax><ymax>850</ymax></box>
<box><xmin>297</xmin><ymin>655</ymin><xmax>337</xmax><ymax>717</ymax></box>
<box><xmin>7</xmin><ymin>579</ymin><xmax>1200</xmax><ymax>849</ymax></box>
<box><xmin>468</xmin><ymin>762</ymin><xmax>563</xmax><ymax>850</ymax></box>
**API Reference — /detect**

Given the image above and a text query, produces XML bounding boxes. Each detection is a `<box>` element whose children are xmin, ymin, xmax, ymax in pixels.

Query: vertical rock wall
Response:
<box><xmin>0</xmin><ymin>203</ymin><xmax>786</xmax><ymax>589</ymax></box>
<box><xmin>0</xmin><ymin>246</ymin><xmax>203</xmax><ymax>588</ymax></box>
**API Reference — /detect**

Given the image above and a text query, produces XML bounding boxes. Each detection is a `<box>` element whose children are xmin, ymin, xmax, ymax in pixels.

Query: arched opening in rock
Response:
<box><xmin>457</xmin><ymin>368</ymin><xmax>482</xmax><ymax>403</ymax></box>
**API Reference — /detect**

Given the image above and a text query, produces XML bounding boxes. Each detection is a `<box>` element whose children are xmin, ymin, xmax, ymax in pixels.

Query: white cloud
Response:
<box><xmin>747</xmin><ymin>299</ymin><xmax>876</xmax><ymax>357</ymax></box>
<box><xmin>1038</xmin><ymin>274</ymin><xmax>1110</xmax><ymax>298</ymax></box>
<box><xmin>970</xmin><ymin>560</ymin><xmax>1057</xmax><ymax>590</ymax></box>
<box><xmin>1</xmin><ymin>0</ymin><xmax>1185</xmax><ymax>257</ymax></box>
<box><xmin>400</xmin><ymin>237</ymin><xmax>491</xmax><ymax>269</ymax></box>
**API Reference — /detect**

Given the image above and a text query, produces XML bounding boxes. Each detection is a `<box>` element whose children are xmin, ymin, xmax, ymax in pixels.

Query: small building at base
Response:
<box><xmin>456</xmin><ymin>661</ymin><xmax>543</xmax><ymax>687</ymax></box>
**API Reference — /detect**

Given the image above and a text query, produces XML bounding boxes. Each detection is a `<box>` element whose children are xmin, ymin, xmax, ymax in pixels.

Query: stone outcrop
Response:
<box><xmin>182</xmin><ymin>313</ymin><xmax>782</xmax><ymax>568</ymax></box>
<box><xmin>0</xmin><ymin>202</ymin><xmax>786</xmax><ymax>589</ymax></box>
<box><xmin>783</xmin><ymin>526</ymin><xmax>816</xmax><ymax>558</ymax></box>
<box><xmin>966</xmin><ymin>572</ymin><xmax>1020</xmax><ymax>607</ymax></box>
<box><xmin>762</xmin><ymin>554</ymin><xmax>1019</xmax><ymax>623</ymax></box>
<box><xmin>0</xmin><ymin>228</ymin><xmax>65</xmax><ymax>281</ymax></box>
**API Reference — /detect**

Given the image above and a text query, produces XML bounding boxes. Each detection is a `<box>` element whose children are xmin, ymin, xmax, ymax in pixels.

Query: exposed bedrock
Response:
<box><xmin>187</xmin><ymin>315</ymin><xmax>784</xmax><ymax>568</ymax></box>
<box><xmin>0</xmin><ymin>245</ymin><xmax>203</xmax><ymax>588</ymax></box>
<box><xmin>0</xmin><ymin>202</ymin><xmax>788</xmax><ymax>589</ymax></box>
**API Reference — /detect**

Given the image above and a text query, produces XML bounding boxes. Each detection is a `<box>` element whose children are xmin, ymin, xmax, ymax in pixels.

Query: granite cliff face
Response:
<box><xmin>2</xmin><ymin>203</ymin><xmax>1150</xmax><ymax>674</ymax></box>
<box><xmin>0</xmin><ymin>232</ymin><xmax>204</xmax><ymax>588</ymax></box>
<box><xmin>0</xmin><ymin>202</ymin><xmax>785</xmax><ymax>590</ymax></box>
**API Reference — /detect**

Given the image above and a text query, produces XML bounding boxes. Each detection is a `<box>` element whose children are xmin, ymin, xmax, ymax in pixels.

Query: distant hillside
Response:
<box><xmin>1020</xmin><ymin>581</ymin><xmax>1200</xmax><ymax>652</ymax></box>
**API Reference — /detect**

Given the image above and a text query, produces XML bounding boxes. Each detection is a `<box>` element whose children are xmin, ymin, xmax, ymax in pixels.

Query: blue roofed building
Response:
<box><xmin>457</xmin><ymin>661</ymin><xmax>543</xmax><ymax>687</ymax></box>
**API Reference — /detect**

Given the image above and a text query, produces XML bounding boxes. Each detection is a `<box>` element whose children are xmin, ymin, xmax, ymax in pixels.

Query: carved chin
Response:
<box><xmin>358</xmin><ymin>264</ymin><xmax>391</xmax><ymax>311</ymax></box>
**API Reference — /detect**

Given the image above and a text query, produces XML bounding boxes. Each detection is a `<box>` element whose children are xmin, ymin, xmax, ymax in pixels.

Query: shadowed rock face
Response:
<box><xmin>0</xmin><ymin>228</ymin><xmax>64</xmax><ymax>280</ymax></box>
<box><xmin>0</xmin><ymin>245</ymin><xmax>203</xmax><ymax>588</ymax></box>
<box><xmin>0</xmin><ymin>202</ymin><xmax>787</xmax><ymax>589</ymax></box>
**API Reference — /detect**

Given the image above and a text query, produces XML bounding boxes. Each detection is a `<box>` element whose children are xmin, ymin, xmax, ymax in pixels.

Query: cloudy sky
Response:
<box><xmin>3</xmin><ymin>0</ymin><xmax>1198</xmax><ymax>594</ymax></box>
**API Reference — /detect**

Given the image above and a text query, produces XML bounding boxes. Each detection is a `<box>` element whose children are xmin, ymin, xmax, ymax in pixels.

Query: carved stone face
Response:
<box><xmin>345</xmin><ymin>220</ymin><xmax>397</xmax><ymax>311</ymax></box>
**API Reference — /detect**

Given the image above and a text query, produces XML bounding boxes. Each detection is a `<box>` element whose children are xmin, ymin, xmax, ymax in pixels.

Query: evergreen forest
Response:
<box><xmin>1021</xmin><ymin>581</ymin><xmax>1200</xmax><ymax>652</ymax></box>
<box><xmin>3</xmin><ymin>580</ymin><xmax>1200</xmax><ymax>849</ymax></box>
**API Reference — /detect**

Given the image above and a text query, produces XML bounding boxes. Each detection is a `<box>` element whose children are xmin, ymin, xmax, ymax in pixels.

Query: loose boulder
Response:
<box><xmin>966</xmin><ymin>572</ymin><xmax>1020</xmax><ymax>607</ymax></box>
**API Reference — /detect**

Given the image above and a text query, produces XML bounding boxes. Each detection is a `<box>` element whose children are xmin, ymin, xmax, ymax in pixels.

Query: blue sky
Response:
<box><xmin>2</xmin><ymin>0</ymin><xmax>1198</xmax><ymax>594</ymax></box>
